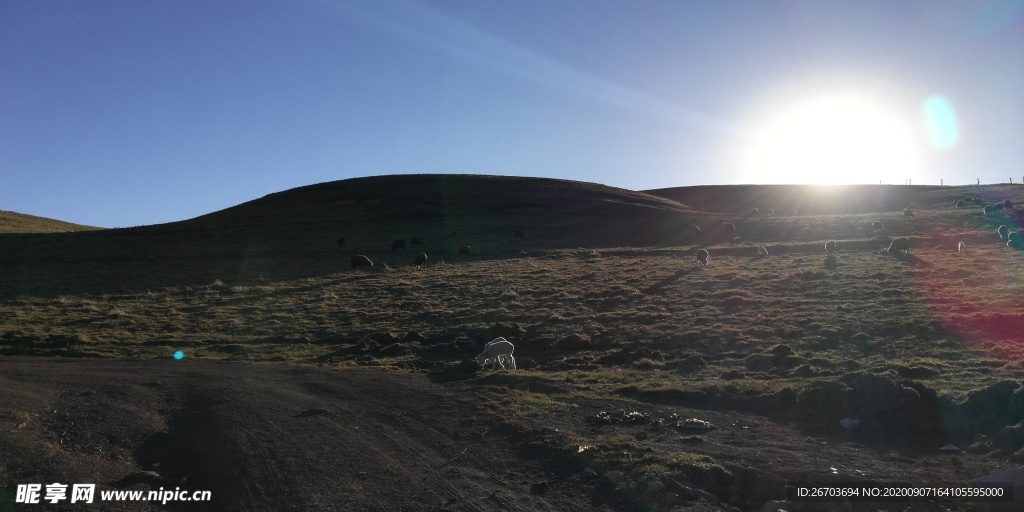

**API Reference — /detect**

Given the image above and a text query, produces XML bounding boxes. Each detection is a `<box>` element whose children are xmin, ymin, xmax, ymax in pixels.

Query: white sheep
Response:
<box><xmin>958</xmin><ymin>241</ymin><xmax>966</xmax><ymax>253</ymax></box>
<box><xmin>476</xmin><ymin>338</ymin><xmax>516</xmax><ymax>370</ymax></box>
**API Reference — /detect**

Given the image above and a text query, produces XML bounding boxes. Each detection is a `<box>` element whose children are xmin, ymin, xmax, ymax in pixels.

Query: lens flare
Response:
<box><xmin>174</xmin><ymin>350</ymin><xmax>185</xmax><ymax>360</ymax></box>
<box><xmin>921</xmin><ymin>95</ymin><xmax>959</xmax><ymax>150</ymax></box>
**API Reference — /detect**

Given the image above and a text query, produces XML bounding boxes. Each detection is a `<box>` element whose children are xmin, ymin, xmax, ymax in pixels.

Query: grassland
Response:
<box><xmin>4</xmin><ymin>175</ymin><xmax>1024</xmax><ymax>510</ymax></box>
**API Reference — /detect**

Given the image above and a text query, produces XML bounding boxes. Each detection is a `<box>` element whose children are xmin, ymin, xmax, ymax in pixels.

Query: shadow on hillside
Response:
<box><xmin>645</xmin><ymin>268</ymin><xmax>700</xmax><ymax>294</ymax></box>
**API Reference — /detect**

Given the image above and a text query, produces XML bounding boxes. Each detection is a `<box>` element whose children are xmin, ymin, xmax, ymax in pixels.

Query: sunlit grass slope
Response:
<box><xmin>0</xmin><ymin>210</ymin><xmax>101</xmax><ymax>233</ymax></box>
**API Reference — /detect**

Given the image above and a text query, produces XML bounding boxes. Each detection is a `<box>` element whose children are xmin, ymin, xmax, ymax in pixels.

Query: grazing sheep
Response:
<box><xmin>903</xmin><ymin>208</ymin><xmax>916</xmax><ymax>217</ymax></box>
<box><xmin>337</xmin><ymin>237</ymin><xmax>345</xmax><ymax>247</ymax></box>
<box><xmin>457</xmin><ymin>245</ymin><xmax>471</xmax><ymax>255</ymax></box>
<box><xmin>1009</xmin><ymin>239</ymin><xmax>1022</xmax><ymax>250</ymax></box>
<box><xmin>514</xmin><ymin>230</ymin><xmax>525</xmax><ymax>238</ymax></box>
<box><xmin>887</xmin><ymin>237</ymin><xmax>911</xmax><ymax>255</ymax></box>
<box><xmin>994</xmin><ymin>203</ymin><xmax>1005</xmax><ymax>212</ymax></box>
<box><xmin>998</xmin><ymin>225</ymin><xmax>1010</xmax><ymax>240</ymax></box>
<box><xmin>414</xmin><ymin>252</ymin><xmax>427</xmax><ymax>269</ymax></box>
<box><xmin>825</xmin><ymin>240</ymin><xmax>837</xmax><ymax>256</ymax></box>
<box><xmin>872</xmin><ymin>221</ymin><xmax>885</xmax><ymax>230</ymax></box>
<box><xmin>958</xmin><ymin>241</ymin><xmax>966</xmax><ymax>253</ymax></box>
<box><xmin>757</xmin><ymin>246</ymin><xmax>768</xmax><ymax>256</ymax></box>
<box><xmin>391</xmin><ymin>239</ymin><xmax>406</xmax><ymax>250</ymax></box>
<box><xmin>724</xmin><ymin>223</ymin><xmax>736</xmax><ymax>231</ymax></box>
<box><xmin>1005</xmin><ymin>199</ymin><xmax>1014</xmax><ymax>209</ymax></box>
<box><xmin>350</xmin><ymin>255</ymin><xmax>373</xmax><ymax>268</ymax></box>
<box><xmin>750</xmin><ymin>208</ymin><xmax>759</xmax><ymax>215</ymax></box>
<box><xmin>984</xmin><ymin>205</ymin><xmax>996</xmax><ymax>216</ymax></box>
<box><xmin>955</xmin><ymin>200</ymin><xmax>965</xmax><ymax>208</ymax></box>
<box><xmin>476</xmin><ymin>338</ymin><xmax>516</xmax><ymax>370</ymax></box>
<box><xmin>1009</xmin><ymin>232</ymin><xmax>1022</xmax><ymax>244</ymax></box>
<box><xmin>411</xmin><ymin>236</ymin><xmax>426</xmax><ymax>246</ymax></box>
<box><xmin>767</xmin><ymin>209</ymin><xmax>774</xmax><ymax>215</ymax></box>
<box><xmin>696</xmin><ymin>249</ymin><xmax>709</xmax><ymax>267</ymax></box>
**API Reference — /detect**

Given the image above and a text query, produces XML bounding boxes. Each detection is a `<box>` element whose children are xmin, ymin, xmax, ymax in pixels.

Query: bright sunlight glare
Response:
<box><xmin>742</xmin><ymin>95</ymin><xmax>923</xmax><ymax>185</ymax></box>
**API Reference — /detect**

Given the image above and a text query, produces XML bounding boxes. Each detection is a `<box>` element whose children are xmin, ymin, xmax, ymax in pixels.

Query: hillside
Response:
<box><xmin>0</xmin><ymin>210</ymin><xmax>100</xmax><ymax>233</ymax></box>
<box><xmin>0</xmin><ymin>174</ymin><xmax>693</xmax><ymax>297</ymax></box>
<box><xmin>5</xmin><ymin>176</ymin><xmax>1024</xmax><ymax>510</ymax></box>
<box><xmin>644</xmin><ymin>183</ymin><xmax>1012</xmax><ymax>214</ymax></box>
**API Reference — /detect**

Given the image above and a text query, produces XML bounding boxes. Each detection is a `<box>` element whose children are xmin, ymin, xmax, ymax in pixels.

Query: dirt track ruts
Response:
<box><xmin>0</xmin><ymin>358</ymin><xmax>589</xmax><ymax>511</ymax></box>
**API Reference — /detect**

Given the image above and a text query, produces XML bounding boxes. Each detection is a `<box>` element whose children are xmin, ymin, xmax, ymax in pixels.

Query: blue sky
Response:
<box><xmin>3</xmin><ymin>1</ymin><xmax>1023</xmax><ymax>227</ymax></box>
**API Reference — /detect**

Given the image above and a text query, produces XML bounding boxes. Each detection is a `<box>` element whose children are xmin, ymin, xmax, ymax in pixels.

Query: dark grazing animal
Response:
<box><xmin>414</xmin><ymin>253</ymin><xmax>427</xmax><ymax>269</ymax></box>
<box><xmin>887</xmin><ymin>237</ymin><xmax>911</xmax><ymax>255</ymax></box>
<box><xmin>391</xmin><ymin>239</ymin><xmax>406</xmax><ymax>250</ymax></box>
<box><xmin>750</xmin><ymin>208</ymin><xmax>759</xmax><ymax>215</ymax></box>
<box><xmin>825</xmin><ymin>240</ymin><xmax>837</xmax><ymax>256</ymax></box>
<box><xmin>351</xmin><ymin>255</ymin><xmax>373</xmax><ymax>268</ymax></box>
<box><xmin>903</xmin><ymin>208</ymin><xmax>915</xmax><ymax>217</ymax></box>
<box><xmin>1005</xmin><ymin>199</ymin><xmax>1014</xmax><ymax>209</ymax></box>
<box><xmin>457</xmin><ymin>245</ymin><xmax>471</xmax><ymax>255</ymax></box>
<box><xmin>696</xmin><ymin>249</ymin><xmax>709</xmax><ymax>267</ymax></box>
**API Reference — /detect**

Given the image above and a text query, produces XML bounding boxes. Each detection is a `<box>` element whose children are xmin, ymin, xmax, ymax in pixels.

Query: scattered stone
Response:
<box><xmin>646</xmin><ymin>480</ymin><xmax>665</xmax><ymax>494</ymax></box>
<box><xmin>760</xmin><ymin>500</ymin><xmax>791</xmax><ymax>512</ymax></box>
<box><xmin>839</xmin><ymin>416</ymin><xmax>860</xmax><ymax>429</ymax></box>
<box><xmin>294</xmin><ymin>408</ymin><xmax>333</xmax><ymax>418</ymax></box>
<box><xmin>593</xmin><ymin>410</ymin><xmax>651</xmax><ymax>425</ymax></box>
<box><xmin>675</xmin><ymin>418</ymin><xmax>716</xmax><ymax>432</ymax></box>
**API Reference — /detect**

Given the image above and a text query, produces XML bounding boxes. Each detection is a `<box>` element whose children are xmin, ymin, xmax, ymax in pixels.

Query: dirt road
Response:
<box><xmin>0</xmin><ymin>358</ymin><xmax>590</xmax><ymax>511</ymax></box>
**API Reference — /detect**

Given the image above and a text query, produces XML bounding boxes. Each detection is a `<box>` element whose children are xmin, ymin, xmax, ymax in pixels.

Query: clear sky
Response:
<box><xmin>3</xmin><ymin>1</ymin><xmax>1023</xmax><ymax>227</ymax></box>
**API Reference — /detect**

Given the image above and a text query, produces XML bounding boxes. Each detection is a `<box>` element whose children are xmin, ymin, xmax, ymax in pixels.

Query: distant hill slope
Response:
<box><xmin>0</xmin><ymin>210</ymin><xmax>100</xmax><ymax>233</ymax></box>
<box><xmin>0</xmin><ymin>175</ymin><xmax>694</xmax><ymax>297</ymax></box>
<box><xmin>644</xmin><ymin>184</ymin><xmax>1018</xmax><ymax>214</ymax></box>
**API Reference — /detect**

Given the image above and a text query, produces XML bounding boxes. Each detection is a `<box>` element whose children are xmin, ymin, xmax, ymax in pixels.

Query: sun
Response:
<box><xmin>741</xmin><ymin>95</ymin><xmax>923</xmax><ymax>185</ymax></box>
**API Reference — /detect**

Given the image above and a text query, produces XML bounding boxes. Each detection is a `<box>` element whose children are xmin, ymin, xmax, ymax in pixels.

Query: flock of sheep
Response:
<box><xmin>343</xmin><ymin>230</ymin><xmax>527</xmax><ymax>269</ymax></box>
<box><xmin>688</xmin><ymin>196</ymin><xmax>1022</xmax><ymax>267</ymax></box>
<box><xmin>348</xmin><ymin>195</ymin><xmax>1019</xmax><ymax>372</ymax></box>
